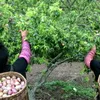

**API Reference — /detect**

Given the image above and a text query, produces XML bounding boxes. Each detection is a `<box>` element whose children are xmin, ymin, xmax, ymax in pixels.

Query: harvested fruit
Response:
<box><xmin>0</xmin><ymin>76</ymin><xmax>25</xmax><ymax>98</ymax></box>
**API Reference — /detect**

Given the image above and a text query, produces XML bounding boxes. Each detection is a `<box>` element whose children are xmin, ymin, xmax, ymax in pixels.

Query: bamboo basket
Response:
<box><xmin>0</xmin><ymin>72</ymin><xmax>29</xmax><ymax>100</ymax></box>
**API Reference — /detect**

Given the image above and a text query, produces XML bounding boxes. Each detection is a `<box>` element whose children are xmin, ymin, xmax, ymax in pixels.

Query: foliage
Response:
<box><xmin>44</xmin><ymin>80</ymin><xmax>96</xmax><ymax>99</ymax></box>
<box><xmin>1</xmin><ymin>0</ymin><xmax>100</xmax><ymax>64</ymax></box>
<box><xmin>1</xmin><ymin>1</ymin><xmax>99</xmax><ymax>99</ymax></box>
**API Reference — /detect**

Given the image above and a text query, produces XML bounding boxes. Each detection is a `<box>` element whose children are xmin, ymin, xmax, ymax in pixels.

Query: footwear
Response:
<box><xmin>84</xmin><ymin>46</ymin><xmax>96</xmax><ymax>68</ymax></box>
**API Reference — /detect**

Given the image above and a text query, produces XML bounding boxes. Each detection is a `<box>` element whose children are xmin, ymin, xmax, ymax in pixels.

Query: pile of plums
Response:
<box><xmin>0</xmin><ymin>75</ymin><xmax>25</xmax><ymax>98</ymax></box>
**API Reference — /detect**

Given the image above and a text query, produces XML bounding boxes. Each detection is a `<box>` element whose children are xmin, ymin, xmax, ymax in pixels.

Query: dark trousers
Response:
<box><xmin>90</xmin><ymin>60</ymin><xmax>100</xmax><ymax>100</ymax></box>
<box><xmin>90</xmin><ymin>60</ymin><xmax>100</xmax><ymax>81</ymax></box>
<box><xmin>12</xmin><ymin>57</ymin><xmax>28</xmax><ymax>78</ymax></box>
<box><xmin>4</xmin><ymin>57</ymin><xmax>28</xmax><ymax>78</ymax></box>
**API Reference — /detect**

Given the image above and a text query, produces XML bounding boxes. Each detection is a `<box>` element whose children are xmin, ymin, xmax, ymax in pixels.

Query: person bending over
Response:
<box><xmin>84</xmin><ymin>46</ymin><xmax>100</xmax><ymax>99</ymax></box>
<box><xmin>0</xmin><ymin>30</ymin><xmax>31</xmax><ymax>78</ymax></box>
<box><xmin>84</xmin><ymin>46</ymin><xmax>100</xmax><ymax>81</ymax></box>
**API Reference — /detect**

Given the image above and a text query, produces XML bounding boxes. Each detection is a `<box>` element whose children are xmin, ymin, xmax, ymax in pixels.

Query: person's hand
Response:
<box><xmin>20</xmin><ymin>30</ymin><xmax>28</xmax><ymax>41</ymax></box>
<box><xmin>92</xmin><ymin>45</ymin><xmax>96</xmax><ymax>51</ymax></box>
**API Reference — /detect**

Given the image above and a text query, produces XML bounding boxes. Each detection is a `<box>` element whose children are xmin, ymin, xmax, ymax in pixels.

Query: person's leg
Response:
<box><xmin>90</xmin><ymin>60</ymin><xmax>100</xmax><ymax>81</ymax></box>
<box><xmin>90</xmin><ymin>60</ymin><xmax>100</xmax><ymax>100</ymax></box>
<box><xmin>12</xmin><ymin>57</ymin><xmax>28</xmax><ymax>78</ymax></box>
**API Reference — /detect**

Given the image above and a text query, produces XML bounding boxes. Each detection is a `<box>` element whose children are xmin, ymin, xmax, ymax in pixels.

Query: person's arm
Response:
<box><xmin>84</xmin><ymin>46</ymin><xmax>96</xmax><ymax>68</ymax></box>
<box><xmin>19</xmin><ymin>30</ymin><xmax>32</xmax><ymax>63</ymax></box>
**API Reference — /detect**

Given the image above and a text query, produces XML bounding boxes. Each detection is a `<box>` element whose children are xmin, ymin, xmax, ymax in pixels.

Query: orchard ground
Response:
<box><xmin>26</xmin><ymin>62</ymin><xmax>96</xmax><ymax>100</ymax></box>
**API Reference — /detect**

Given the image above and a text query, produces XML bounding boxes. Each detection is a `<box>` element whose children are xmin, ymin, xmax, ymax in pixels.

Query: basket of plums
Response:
<box><xmin>0</xmin><ymin>72</ymin><xmax>29</xmax><ymax>100</ymax></box>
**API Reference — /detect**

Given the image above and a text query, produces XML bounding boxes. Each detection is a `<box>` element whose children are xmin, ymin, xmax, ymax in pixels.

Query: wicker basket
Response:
<box><xmin>0</xmin><ymin>72</ymin><xmax>29</xmax><ymax>100</ymax></box>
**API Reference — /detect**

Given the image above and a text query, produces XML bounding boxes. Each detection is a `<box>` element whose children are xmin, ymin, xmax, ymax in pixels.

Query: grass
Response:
<box><xmin>43</xmin><ymin>80</ymin><xmax>96</xmax><ymax>100</ymax></box>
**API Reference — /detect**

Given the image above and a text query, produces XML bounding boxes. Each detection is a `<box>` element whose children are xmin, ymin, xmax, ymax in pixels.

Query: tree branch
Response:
<box><xmin>28</xmin><ymin>52</ymin><xmax>81</xmax><ymax>100</ymax></box>
<box><xmin>71</xmin><ymin>0</ymin><xmax>77</xmax><ymax>7</ymax></box>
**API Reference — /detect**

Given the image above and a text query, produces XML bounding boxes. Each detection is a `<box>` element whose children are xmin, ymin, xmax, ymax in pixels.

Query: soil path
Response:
<box><xmin>26</xmin><ymin>62</ymin><xmax>94</xmax><ymax>87</ymax></box>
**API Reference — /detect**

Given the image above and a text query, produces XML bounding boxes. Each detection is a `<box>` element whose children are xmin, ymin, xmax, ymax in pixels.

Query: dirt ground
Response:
<box><xmin>26</xmin><ymin>62</ymin><xmax>94</xmax><ymax>86</ymax></box>
<box><xmin>26</xmin><ymin>62</ymin><xmax>95</xmax><ymax>100</ymax></box>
